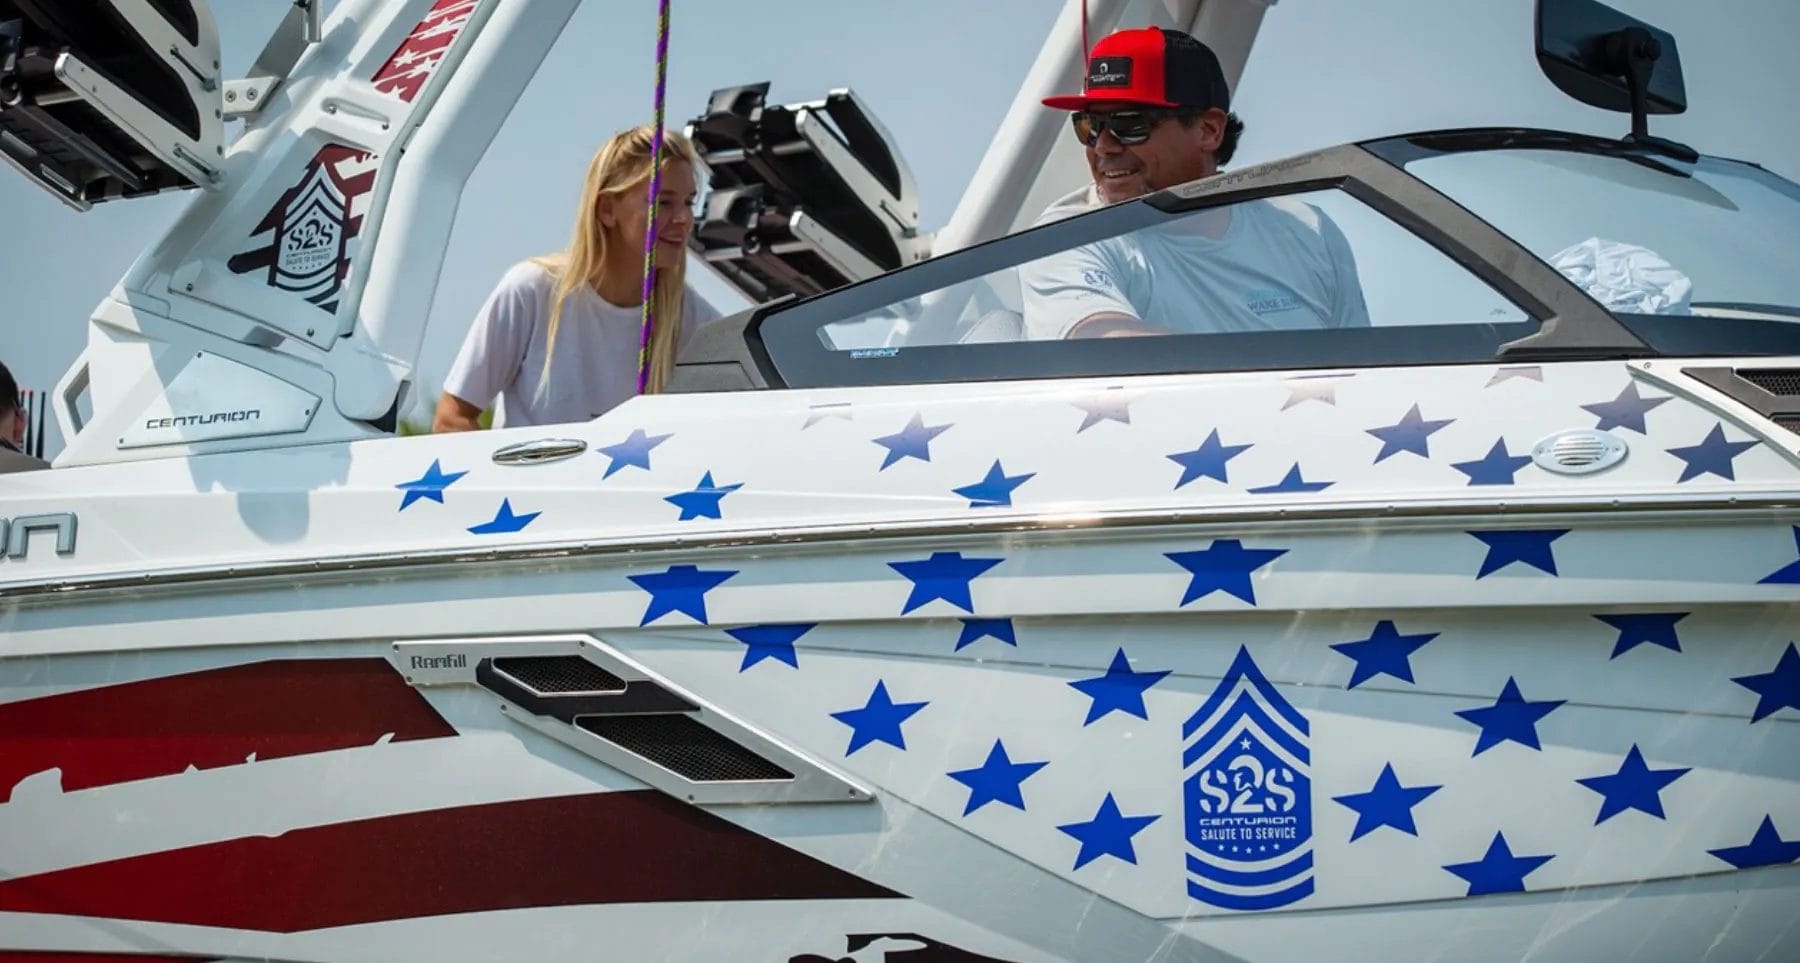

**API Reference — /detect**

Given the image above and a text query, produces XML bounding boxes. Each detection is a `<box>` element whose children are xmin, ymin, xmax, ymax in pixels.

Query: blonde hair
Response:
<box><xmin>531</xmin><ymin>125</ymin><xmax>697</xmax><ymax>397</ymax></box>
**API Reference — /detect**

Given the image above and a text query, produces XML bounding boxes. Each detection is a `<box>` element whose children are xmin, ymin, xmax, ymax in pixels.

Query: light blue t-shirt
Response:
<box><xmin>1020</xmin><ymin>186</ymin><xmax>1371</xmax><ymax>339</ymax></box>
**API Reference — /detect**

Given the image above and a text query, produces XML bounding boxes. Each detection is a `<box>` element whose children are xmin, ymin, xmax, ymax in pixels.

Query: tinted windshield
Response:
<box><xmin>817</xmin><ymin>187</ymin><xmax>1529</xmax><ymax>351</ymax></box>
<box><xmin>1403</xmin><ymin>148</ymin><xmax>1800</xmax><ymax>321</ymax></box>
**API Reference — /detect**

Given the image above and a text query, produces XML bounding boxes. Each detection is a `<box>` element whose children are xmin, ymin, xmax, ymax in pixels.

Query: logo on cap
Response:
<box><xmin>1088</xmin><ymin>56</ymin><xmax>1134</xmax><ymax>89</ymax></box>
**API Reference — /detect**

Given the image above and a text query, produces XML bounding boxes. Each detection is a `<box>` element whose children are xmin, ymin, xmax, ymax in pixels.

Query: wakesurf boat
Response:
<box><xmin>1</xmin><ymin>0</ymin><xmax>1797</xmax><ymax>960</ymax></box>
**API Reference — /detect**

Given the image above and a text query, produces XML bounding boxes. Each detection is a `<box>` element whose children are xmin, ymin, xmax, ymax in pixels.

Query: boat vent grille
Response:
<box><xmin>1737</xmin><ymin>369</ymin><xmax>1800</xmax><ymax>396</ymax></box>
<box><xmin>577</xmin><ymin>714</ymin><xmax>793</xmax><ymax>782</ymax></box>
<box><xmin>493</xmin><ymin>656</ymin><xmax>626</xmax><ymax>695</ymax></box>
<box><xmin>1774</xmin><ymin>415</ymin><xmax>1800</xmax><ymax>435</ymax></box>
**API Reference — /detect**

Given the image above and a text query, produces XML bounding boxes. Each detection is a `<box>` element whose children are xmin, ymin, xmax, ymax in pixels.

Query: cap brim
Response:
<box><xmin>1041</xmin><ymin>93</ymin><xmax>1179</xmax><ymax>110</ymax></box>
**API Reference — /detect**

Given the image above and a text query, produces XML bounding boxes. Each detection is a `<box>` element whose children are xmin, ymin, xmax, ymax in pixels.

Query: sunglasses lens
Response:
<box><xmin>1071</xmin><ymin>112</ymin><xmax>1158</xmax><ymax>146</ymax></box>
<box><xmin>1107</xmin><ymin>114</ymin><xmax>1153</xmax><ymax>144</ymax></box>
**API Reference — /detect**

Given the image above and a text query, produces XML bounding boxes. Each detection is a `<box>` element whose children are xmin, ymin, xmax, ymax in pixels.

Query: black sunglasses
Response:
<box><xmin>1070</xmin><ymin>108</ymin><xmax>1189</xmax><ymax>147</ymax></box>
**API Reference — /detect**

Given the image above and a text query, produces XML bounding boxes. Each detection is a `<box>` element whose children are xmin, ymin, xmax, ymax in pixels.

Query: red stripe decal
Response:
<box><xmin>0</xmin><ymin>955</ymin><xmax>212</xmax><ymax>962</ymax></box>
<box><xmin>0</xmin><ymin>792</ymin><xmax>900</xmax><ymax>931</ymax></box>
<box><xmin>0</xmin><ymin>659</ymin><xmax>456</xmax><ymax>803</ymax></box>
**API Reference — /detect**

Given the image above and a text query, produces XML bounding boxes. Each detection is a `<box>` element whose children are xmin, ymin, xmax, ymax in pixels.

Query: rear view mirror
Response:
<box><xmin>1536</xmin><ymin>0</ymin><xmax>1685</xmax><ymax>116</ymax></box>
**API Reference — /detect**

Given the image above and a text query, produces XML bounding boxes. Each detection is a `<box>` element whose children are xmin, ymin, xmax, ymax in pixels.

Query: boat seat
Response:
<box><xmin>0</xmin><ymin>0</ymin><xmax>222</xmax><ymax>209</ymax></box>
<box><xmin>957</xmin><ymin>307</ymin><xmax>1025</xmax><ymax>344</ymax></box>
<box><xmin>685</xmin><ymin>82</ymin><xmax>931</xmax><ymax>303</ymax></box>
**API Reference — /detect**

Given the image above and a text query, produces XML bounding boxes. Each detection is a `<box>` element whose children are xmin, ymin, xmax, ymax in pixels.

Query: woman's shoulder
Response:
<box><xmin>505</xmin><ymin>258</ymin><xmax>563</xmax><ymax>288</ymax></box>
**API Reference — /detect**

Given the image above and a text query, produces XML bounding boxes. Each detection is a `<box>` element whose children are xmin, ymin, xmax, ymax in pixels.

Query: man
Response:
<box><xmin>1021</xmin><ymin>26</ymin><xmax>1369</xmax><ymax>340</ymax></box>
<box><xmin>1</xmin><ymin>360</ymin><xmax>50</xmax><ymax>473</ymax></box>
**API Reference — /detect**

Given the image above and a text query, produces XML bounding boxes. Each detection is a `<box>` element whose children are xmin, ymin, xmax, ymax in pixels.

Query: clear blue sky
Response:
<box><xmin>4</xmin><ymin>0</ymin><xmax>1796</xmax><ymax>448</ymax></box>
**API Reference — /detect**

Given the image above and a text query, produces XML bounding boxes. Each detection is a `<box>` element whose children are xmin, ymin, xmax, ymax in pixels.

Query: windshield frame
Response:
<box><xmin>725</xmin><ymin>133</ymin><xmax>1677</xmax><ymax>391</ymax></box>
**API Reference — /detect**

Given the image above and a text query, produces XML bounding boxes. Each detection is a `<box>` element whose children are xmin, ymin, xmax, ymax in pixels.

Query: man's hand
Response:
<box><xmin>432</xmin><ymin>392</ymin><xmax>485</xmax><ymax>432</ymax></box>
<box><xmin>1067</xmin><ymin>311</ymin><xmax>1172</xmax><ymax>339</ymax></box>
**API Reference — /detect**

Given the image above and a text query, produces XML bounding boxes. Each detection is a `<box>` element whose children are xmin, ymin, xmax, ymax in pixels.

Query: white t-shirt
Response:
<box><xmin>1019</xmin><ymin>185</ymin><xmax>1371</xmax><ymax>340</ymax></box>
<box><xmin>443</xmin><ymin>261</ymin><xmax>722</xmax><ymax>427</ymax></box>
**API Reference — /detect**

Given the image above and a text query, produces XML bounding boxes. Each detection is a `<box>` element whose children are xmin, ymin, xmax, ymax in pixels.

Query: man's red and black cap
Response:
<box><xmin>1043</xmin><ymin>26</ymin><xmax>1231</xmax><ymax>112</ymax></box>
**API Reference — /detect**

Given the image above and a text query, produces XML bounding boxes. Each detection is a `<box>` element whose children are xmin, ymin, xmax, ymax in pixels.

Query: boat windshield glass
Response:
<box><xmin>821</xmin><ymin>187</ymin><xmax>1528</xmax><ymax>351</ymax></box>
<box><xmin>754</xmin><ymin>172</ymin><xmax>1556</xmax><ymax>387</ymax></box>
<box><xmin>1403</xmin><ymin>148</ymin><xmax>1800</xmax><ymax>323</ymax></box>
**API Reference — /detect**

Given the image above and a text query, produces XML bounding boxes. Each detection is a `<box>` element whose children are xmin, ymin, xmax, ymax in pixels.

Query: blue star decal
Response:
<box><xmin>1165</xmin><ymin>539</ymin><xmax>1288</xmax><ymax>606</ymax></box>
<box><xmin>1452</xmin><ymin>438</ymin><xmax>1533</xmax><ymax>486</ymax></box>
<box><xmin>1708</xmin><ymin>815</ymin><xmax>1800</xmax><ymax>869</ymax></box>
<box><xmin>725</xmin><ymin>623</ymin><xmax>814</xmax><ymax>671</ymax></box>
<box><xmin>1249</xmin><ymin>463</ymin><xmax>1334</xmax><ymax>495</ymax></box>
<box><xmin>830</xmin><ymin>680</ymin><xmax>928</xmax><ymax>755</ymax></box>
<box><xmin>597</xmin><ymin>429</ymin><xmax>671</xmax><ymax>478</ymax></box>
<box><xmin>1594</xmin><ymin>612</ymin><xmax>1687</xmax><ymax>658</ymax></box>
<box><xmin>1580</xmin><ymin>382</ymin><xmax>1669</xmax><ymax>434</ymax></box>
<box><xmin>953</xmin><ymin>460</ymin><xmax>1034</xmax><ymax>508</ymax></box>
<box><xmin>1469</xmin><ymin>528</ymin><xmax>1568</xmax><ymax>578</ymax></box>
<box><xmin>955</xmin><ymin>618</ymin><xmax>1016</xmax><ymax>651</ymax></box>
<box><xmin>1366</xmin><ymin>403</ymin><xmax>1454</xmax><ymax>463</ymax></box>
<box><xmin>1442</xmin><ymin>831</ymin><xmax>1554</xmax><ymax>896</ymax></box>
<box><xmin>947</xmin><ymin>739</ymin><xmax>1048</xmax><ymax>815</ymax></box>
<box><xmin>1575</xmin><ymin>744</ymin><xmax>1689</xmax><ymax>824</ymax></box>
<box><xmin>872</xmin><ymin>413</ymin><xmax>951</xmax><ymax>470</ymax></box>
<box><xmin>1068</xmin><ymin>647</ymin><xmax>1171</xmax><ymax>725</ymax></box>
<box><xmin>1072</xmin><ymin>388</ymin><xmax>1135</xmax><ymax>431</ymax></box>
<box><xmin>1166</xmin><ymin>429</ymin><xmax>1253</xmax><ymax>488</ymax></box>
<box><xmin>1057</xmin><ymin>793</ymin><xmax>1160</xmax><ymax>870</ymax></box>
<box><xmin>889</xmin><ymin>551</ymin><xmax>1003</xmax><ymax>614</ymax></box>
<box><xmin>1330</xmin><ymin>620</ymin><xmax>1439</xmax><ymax>689</ymax></box>
<box><xmin>1666</xmin><ymin>423</ymin><xmax>1759</xmax><ymax>482</ymax></box>
<box><xmin>1731</xmin><ymin>642</ymin><xmax>1800</xmax><ymax>722</ymax></box>
<box><xmin>1332</xmin><ymin>763</ymin><xmax>1441</xmax><ymax>841</ymax></box>
<box><xmin>1455</xmin><ymin>677</ymin><xmax>1565</xmax><ymax>755</ymax></box>
<box><xmin>627</xmin><ymin>563</ymin><xmax>738</xmax><ymax>625</ymax></box>
<box><xmin>395</xmin><ymin>459</ymin><xmax>467</xmax><ymax>510</ymax></box>
<box><xmin>1760</xmin><ymin>527</ymin><xmax>1800</xmax><ymax>584</ymax></box>
<box><xmin>467</xmin><ymin>498</ymin><xmax>540</xmax><ymax>535</ymax></box>
<box><xmin>664</xmin><ymin>471</ymin><xmax>743</xmax><ymax>521</ymax></box>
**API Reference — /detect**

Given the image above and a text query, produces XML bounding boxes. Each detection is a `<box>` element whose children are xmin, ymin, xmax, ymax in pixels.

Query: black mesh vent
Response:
<box><xmin>493</xmin><ymin>656</ymin><xmax>626</xmax><ymax>694</ymax></box>
<box><xmin>1738</xmin><ymin>369</ymin><xmax>1800</xmax><ymax>396</ymax></box>
<box><xmin>577</xmin><ymin>714</ymin><xmax>793</xmax><ymax>782</ymax></box>
<box><xmin>1774</xmin><ymin>415</ymin><xmax>1800</xmax><ymax>436</ymax></box>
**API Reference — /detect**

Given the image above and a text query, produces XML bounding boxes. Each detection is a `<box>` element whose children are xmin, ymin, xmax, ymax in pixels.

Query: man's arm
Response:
<box><xmin>1018</xmin><ymin>240</ymin><xmax>1158</xmax><ymax>340</ymax></box>
<box><xmin>1320</xmin><ymin>214</ymin><xmax>1372</xmax><ymax>328</ymax></box>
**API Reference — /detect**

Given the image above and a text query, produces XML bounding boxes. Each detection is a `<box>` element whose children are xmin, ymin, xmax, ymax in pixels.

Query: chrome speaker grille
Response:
<box><xmin>577</xmin><ymin>714</ymin><xmax>793</xmax><ymax>782</ymax></box>
<box><xmin>493</xmin><ymin>656</ymin><xmax>626</xmax><ymax>694</ymax></box>
<box><xmin>1531</xmin><ymin>429</ymin><xmax>1627</xmax><ymax>475</ymax></box>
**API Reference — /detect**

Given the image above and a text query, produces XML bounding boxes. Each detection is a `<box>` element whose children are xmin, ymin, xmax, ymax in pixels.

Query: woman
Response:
<box><xmin>434</xmin><ymin>125</ymin><xmax>720</xmax><ymax>431</ymax></box>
